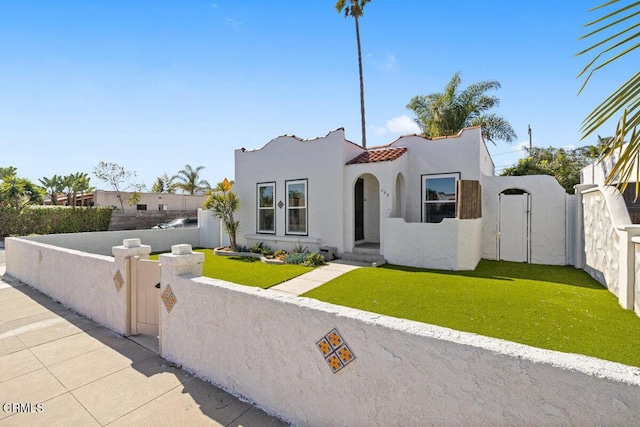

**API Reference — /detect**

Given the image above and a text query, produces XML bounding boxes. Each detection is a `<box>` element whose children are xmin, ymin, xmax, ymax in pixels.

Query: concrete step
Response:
<box><xmin>353</xmin><ymin>246</ymin><xmax>380</xmax><ymax>255</ymax></box>
<box><xmin>341</xmin><ymin>252</ymin><xmax>386</xmax><ymax>265</ymax></box>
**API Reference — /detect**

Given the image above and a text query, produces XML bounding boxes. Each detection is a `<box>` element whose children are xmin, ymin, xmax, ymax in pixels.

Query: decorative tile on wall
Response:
<box><xmin>316</xmin><ymin>328</ymin><xmax>355</xmax><ymax>373</ymax></box>
<box><xmin>113</xmin><ymin>270</ymin><xmax>124</xmax><ymax>292</ymax></box>
<box><xmin>161</xmin><ymin>284</ymin><xmax>177</xmax><ymax>313</ymax></box>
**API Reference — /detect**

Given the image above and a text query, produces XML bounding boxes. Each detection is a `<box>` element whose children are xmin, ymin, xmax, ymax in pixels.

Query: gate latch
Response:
<box><xmin>155</xmin><ymin>283</ymin><xmax>161</xmax><ymax>289</ymax></box>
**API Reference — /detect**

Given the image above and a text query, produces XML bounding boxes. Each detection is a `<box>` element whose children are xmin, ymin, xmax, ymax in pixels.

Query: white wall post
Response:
<box><xmin>112</xmin><ymin>238</ymin><xmax>152</xmax><ymax>335</ymax></box>
<box><xmin>158</xmin><ymin>244</ymin><xmax>204</xmax><ymax>354</ymax></box>
<box><xmin>159</xmin><ymin>244</ymin><xmax>204</xmax><ymax>278</ymax></box>
<box><xmin>573</xmin><ymin>184</ymin><xmax>597</xmax><ymax>269</ymax></box>
<box><xmin>618</xmin><ymin>226</ymin><xmax>640</xmax><ymax>310</ymax></box>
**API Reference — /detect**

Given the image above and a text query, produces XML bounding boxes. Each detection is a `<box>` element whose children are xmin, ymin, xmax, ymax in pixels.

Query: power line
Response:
<box><xmin>491</xmin><ymin>147</ymin><xmax>526</xmax><ymax>157</ymax></box>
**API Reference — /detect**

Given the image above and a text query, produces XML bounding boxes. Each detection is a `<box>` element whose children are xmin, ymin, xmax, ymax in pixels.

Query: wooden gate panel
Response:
<box><xmin>499</xmin><ymin>194</ymin><xmax>530</xmax><ymax>262</ymax></box>
<box><xmin>131</xmin><ymin>257</ymin><xmax>160</xmax><ymax>336</ymax></box>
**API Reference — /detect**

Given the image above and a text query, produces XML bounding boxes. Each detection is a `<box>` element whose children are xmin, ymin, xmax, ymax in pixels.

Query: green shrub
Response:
<box><xmin>250</xmin><ymin>242</ymin><xmax>264</xmax><ymax>253</ymax></box>
<box><xmin>0</xmin><ymin>206</ymin><xmax>113</xmax><ymax>237</ymax></box>
<box><xmin>284</xmin><ymin>252</ymin><xmax>307</xmax><ymax>265</ymax></box>
<box><xmin>302</xmin><ymin>252</ymin><xmax>326</xmax><ymax>267</ymax></box>
<box><xmin>274</xmin><ymin>249</ymin><xmax>286</xmax><ymax>257</ymax></box>
<box><xmin>290</xmin><ymin>243</ymin><xmax>308</xmax><ymax>254</ymax></box>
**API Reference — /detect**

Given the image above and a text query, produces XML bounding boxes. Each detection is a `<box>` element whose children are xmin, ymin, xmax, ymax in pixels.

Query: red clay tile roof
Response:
<box><xmin>346</xmin><ymin>146</ymin><xmax>408</xmax><ymax>165</ymax></box>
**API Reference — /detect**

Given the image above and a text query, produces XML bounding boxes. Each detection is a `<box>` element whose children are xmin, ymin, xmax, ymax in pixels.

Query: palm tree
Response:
<box><xmin>577</xmin><ymin>1</ymin><xmax>640</xmax><ymax>195</ymax></box>
<box><xmin>0</xmin><ymin>173</ymin><xmax>43</xmax><ymax>209</ymax></box>
<box><xmin>204</xmin><ymin>178</ymin><xmax>239</xmax><ymax>249</ymax></box>
<box><xmin>336</xmin><ymin>0</ymin><xmax>370</xmax><ymax>148</ymax></box>
<box><xmin>172</xmin><ymin>165</ymin><xmax>211</xmax><ymax>195</ymax></box>
<box><xmin>73</xmin><ymin>173</ymin><xmax>94</xmax><ymax>206</ymax></box>
<box><xmin>39</xmin><ymin>175</ymin><xmax>65</xmax><ymax>205</ymax></box>
<box><xmin>406</xmin><ymin>72</ymin><xmax>517</xmax><ymax>144</ymax></box>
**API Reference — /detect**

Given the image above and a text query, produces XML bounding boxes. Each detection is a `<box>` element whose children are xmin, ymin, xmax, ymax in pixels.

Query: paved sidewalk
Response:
<box><xmin>0</xmin><ymin>257</ymin><xmax>286</xmax><ymax>427</ymax></box>
<box><xmin>270</xmin><ymin>260</ymin><xmax>365</xmax><ymax>295</ymax></box>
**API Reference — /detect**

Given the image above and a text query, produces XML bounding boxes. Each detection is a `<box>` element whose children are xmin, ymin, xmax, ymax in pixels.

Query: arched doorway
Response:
<box><xmin>354</xmin><ymin>174</ymin><xmax>380</xmax><ymax>244</ymax></box>
<box><xmin>499</xmin><ymin>189</ymin><xmax>531</xmax><ymax>262</ymax></box>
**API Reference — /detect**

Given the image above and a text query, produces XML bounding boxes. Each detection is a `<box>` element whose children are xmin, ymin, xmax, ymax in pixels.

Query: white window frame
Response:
<box><xmin>286</xmin><ymin>179</ymin><xmax>308</xmax><ymax>235</ymax></box>
<box><xmin>421</xmin><ymin>173</ymin><xmax>460</xmax><ymax>223</ymax></box>
<box><xmin>257</xmin><ymin>182</ymin><xmax>276</xmax><ymax>234</ymax></box>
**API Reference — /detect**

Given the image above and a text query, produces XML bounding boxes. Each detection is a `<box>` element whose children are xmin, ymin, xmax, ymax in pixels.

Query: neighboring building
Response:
<box><xmin>92</xmin><ymin>190</ymin><xmax>206</xmax><ymax>211</ymax></box>
<box><xmin>49</xmin><ymin>190</ymin><xmax>207</xmax><ymax>211</ymax></box>
<box><xmin>45</xmin><ymin>190</ymin><xmax>208</xmax><ymax>231</ymax></box>
<box><xmin>234</xmin><ymin>127</ymin><xmax>573</xmax><ymax>270</ymax></box>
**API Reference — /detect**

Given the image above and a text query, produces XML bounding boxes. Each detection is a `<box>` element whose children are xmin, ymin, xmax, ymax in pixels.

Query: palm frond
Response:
<box><xmin>578</xmin><ymin>1</ymin><xmax>640</xmax><ymax>193</ymax></box>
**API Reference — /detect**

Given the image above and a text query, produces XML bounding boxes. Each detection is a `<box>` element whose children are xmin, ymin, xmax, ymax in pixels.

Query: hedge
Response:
<box><xmin>0</xmin><ymin>206</ymin><xmax>114</xmax><ymax>237</ymax></box>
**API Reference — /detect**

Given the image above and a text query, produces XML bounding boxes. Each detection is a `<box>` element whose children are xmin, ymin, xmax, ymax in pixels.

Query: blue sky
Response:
<box><xmin>0</xmin><ymin>1</ymin><xmax>630</xmax><ymax>189</ymax></box>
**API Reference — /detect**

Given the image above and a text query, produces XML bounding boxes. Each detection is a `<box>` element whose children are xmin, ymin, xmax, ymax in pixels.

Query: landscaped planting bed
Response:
<box><xmin>303</xmin><ymin>260</ymin><xmax>640</xmax><ymax>367</ymax></box>
<box><xmin>151</xmin><ymin>248</ymin><xmax>313</xmax><ymax>289</ymax></box>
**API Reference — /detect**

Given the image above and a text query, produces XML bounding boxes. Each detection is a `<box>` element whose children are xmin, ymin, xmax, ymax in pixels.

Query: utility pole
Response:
<box><xmin>528</xmin><ymin>124</ymin><xmax>532</xmax><ymax>154</ymax></box>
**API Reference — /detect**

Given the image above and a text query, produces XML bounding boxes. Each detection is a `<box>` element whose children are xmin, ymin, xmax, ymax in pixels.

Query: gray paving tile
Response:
<box><xmin>72</xmin><ymin>356</ymin><xmax>192</xmax><ymax>425</ymax></box>
<box><xmin>0</xmin><ymin>368</ymin><xmax>66</xmax><ymax>420</ymax></box>
<box><xmin>0</xmin><ymin>393</ymin><xmax>100</xmax><ymax>427</ymax></box>
<box><xmin>0</xmin><ymin>348</ymin><xmax>44</xmax><ymax>383</ymax></box>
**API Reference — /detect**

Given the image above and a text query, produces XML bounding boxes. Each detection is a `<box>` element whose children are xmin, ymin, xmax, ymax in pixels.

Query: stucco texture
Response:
<box><xmin>383</xmin><ymin>218</ymin><xmax>482</xmax><ymax>270</ymax></box>
<box><xmin>234</xmin><ymin>129</ymin><xmax>350</xmax><ymax>252</ymax></box>
<box><xmin>582</xmin><ymin>188</ymin><xmax>629</xmax><ymax>295</ymax></box>
<box><xmin>21</xmin><ymin>227</ymin><xmax>200</xmax><ymax>256</ymax></box>
<box><xmin>5</xmin><ymin>237</ymin><xmax>127</xmax><ymax>334</ymax></box>
<box><xmin>482</xmin><ymin>175</ymin><xmax>568</xmax><ymax>265</ymax></box>
<box><xmin>160</xmin><ymin>272</ymin><xmax>640</xmax><ymax>426</ymax></box>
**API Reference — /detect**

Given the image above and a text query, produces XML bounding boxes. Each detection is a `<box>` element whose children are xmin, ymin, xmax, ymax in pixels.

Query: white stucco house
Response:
<box><xmin>234</xmin><ymin>127</ymin><xmax>573</xmax><ymax>270</ymax></box>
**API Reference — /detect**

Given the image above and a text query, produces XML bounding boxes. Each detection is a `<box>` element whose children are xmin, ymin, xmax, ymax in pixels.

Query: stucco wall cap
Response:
<box><xmin>123</xmin><ymin>238</ymin><xmax>141</xmax><ymax>248</ymax></box>
<box><xmin>172</xmin><ymin>244</ymin><xmax>194</xmax><ymax>255</ymax></box>
<box><xmin>159</xmin><ymin>251</ymin><xmax>205</xmax><ymax>268</ymax></box>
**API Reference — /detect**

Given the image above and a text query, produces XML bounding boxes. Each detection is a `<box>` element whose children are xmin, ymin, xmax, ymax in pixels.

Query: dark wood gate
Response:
<box><xmin>355</xmin><ymin>178</ymin><xmax>364</xmax><ymax>241</ymax></box>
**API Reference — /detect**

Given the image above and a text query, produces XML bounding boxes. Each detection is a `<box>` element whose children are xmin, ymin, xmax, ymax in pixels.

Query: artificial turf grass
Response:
<box><xmin>150</xmin><ymin>249</ymin><xmax>313</xmax><ymax>289</ymax></box>
<box><xmin>302</xmin><ymin>259</ymin><xmax>640</xmax><ymax>367</ymax></box>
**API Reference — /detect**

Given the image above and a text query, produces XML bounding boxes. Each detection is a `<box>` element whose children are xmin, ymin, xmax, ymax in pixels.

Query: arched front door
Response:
<box><xmin>354</xmin><ymin>174</ymin><xmax>380</xmax><ymax>244</ymax></box>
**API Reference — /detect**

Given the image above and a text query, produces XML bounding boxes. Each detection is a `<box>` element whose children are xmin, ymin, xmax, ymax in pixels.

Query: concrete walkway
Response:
<box><xmin>270</xmin><ymin>260</ymin><xmax>365</xmax><ymax>295</ymax></box>
<box><xmin>0</xmin><ymin>253</ymin><xmax>286</xmax><ymax>427</ymax></box>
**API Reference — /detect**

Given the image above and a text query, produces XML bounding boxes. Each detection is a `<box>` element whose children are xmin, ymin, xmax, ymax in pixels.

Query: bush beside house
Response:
<box><xmin>0</xmin><ymin>206</ymin><xmax>113</xmax><ymax>237</ymax></box>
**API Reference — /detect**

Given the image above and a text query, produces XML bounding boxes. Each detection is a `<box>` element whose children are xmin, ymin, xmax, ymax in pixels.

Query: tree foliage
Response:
<box><xmin>0</xmin><ymin>167</ymin><xmax>44</xmax><ymax>209</ymax></box>
<box><xmin>204</xmin><ymin>178</ymin><xmax>239</xmax><ymax>249</ymax></box>
<box><xmin>151</xmin><ymin>173</ymin><xmax>176</xmax><ymax>194</ymax></box>
<box><xmin>172</xmin><ymin>164</ymin><xmax>210</xmax><ymax>195</ymax></box>
<box><xmin>0</xmin><ymin>206</ymin><xmax>113</xmax><ymax>237</ymax></box>
<box><xmin>93</xmin><ymin>162</ymin><xmax>144</xmax><ymax>209</ymax></box>
<box><xmin>336</xmin><ymin>0</ymin><xmax>370</xmax><ymax>147</ymax></box>
<box><xmin>407</xmin><ymin>72</ymin><xmax>517</xmax><ymax>144</ymax></box>
<box><xmin>577</xmin><ymin>1</ymin><xmax>640</xmax><ymax>195</ymax></box>
<box><xmin>501</xmin><ymin>138</ymin><xmax>609</xmax><ymax>193</ymax></box>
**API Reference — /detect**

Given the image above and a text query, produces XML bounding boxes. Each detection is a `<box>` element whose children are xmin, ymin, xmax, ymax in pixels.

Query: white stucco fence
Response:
<box><xmin>5</xmin><ymin>237</ymin><xmax>128</xmax><ymax>334</ymax></box>
<box><xmin>18</xmin><ymin>227</ymin><xmax>200</xmax><ymax>256</ymax></box>
<box><xmin>383</xmin><ymin>217</ymin><xmax>482</xmax><ymax>270</ymax></box>
<box><xmin>159</xmin><ymin>254</ymin><xmax>640</xmax><ymax>426</ymax></box>
<box><xmin>579</xmin><ymin>186</ymin><xmax>640</xmax><ymax>312</ymax></box>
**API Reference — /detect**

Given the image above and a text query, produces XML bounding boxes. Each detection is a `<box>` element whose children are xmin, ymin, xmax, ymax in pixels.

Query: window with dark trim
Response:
<box><xmin>286</xmin><ymin>179</ymin><xmax>307</xmax><ymax>235</ymax></box>
<box><xmin>136</xmin><ymin>204</ymin><xmax>147</xmax><ymax>211</ymax></box>
<box><xmin>257</xmin><ymin>182</ymin><xmax>275</xmax><ymax>233</ymax></box>
<box><xmin>422</xmin><ymin>173</ymin><xmax>459</xmax><ymax>223</ymax></box>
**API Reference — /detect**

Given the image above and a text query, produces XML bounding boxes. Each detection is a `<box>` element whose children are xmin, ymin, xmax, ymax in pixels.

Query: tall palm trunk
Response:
<box><xmin>354</xmin><ymin>15</ymin><xmax>366</xmax><ymax>148</ymax></box>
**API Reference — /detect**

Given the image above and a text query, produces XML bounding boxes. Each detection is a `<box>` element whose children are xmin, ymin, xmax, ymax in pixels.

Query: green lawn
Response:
<box><xmin>151</xmin><ymin>249</ymin><xmax>312</xmax><ymax>289</ymax></box>
<box><xmin>302</xmin><ymin>260</ymin><xmax>640</xmax><ymax>367</ymax></box>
